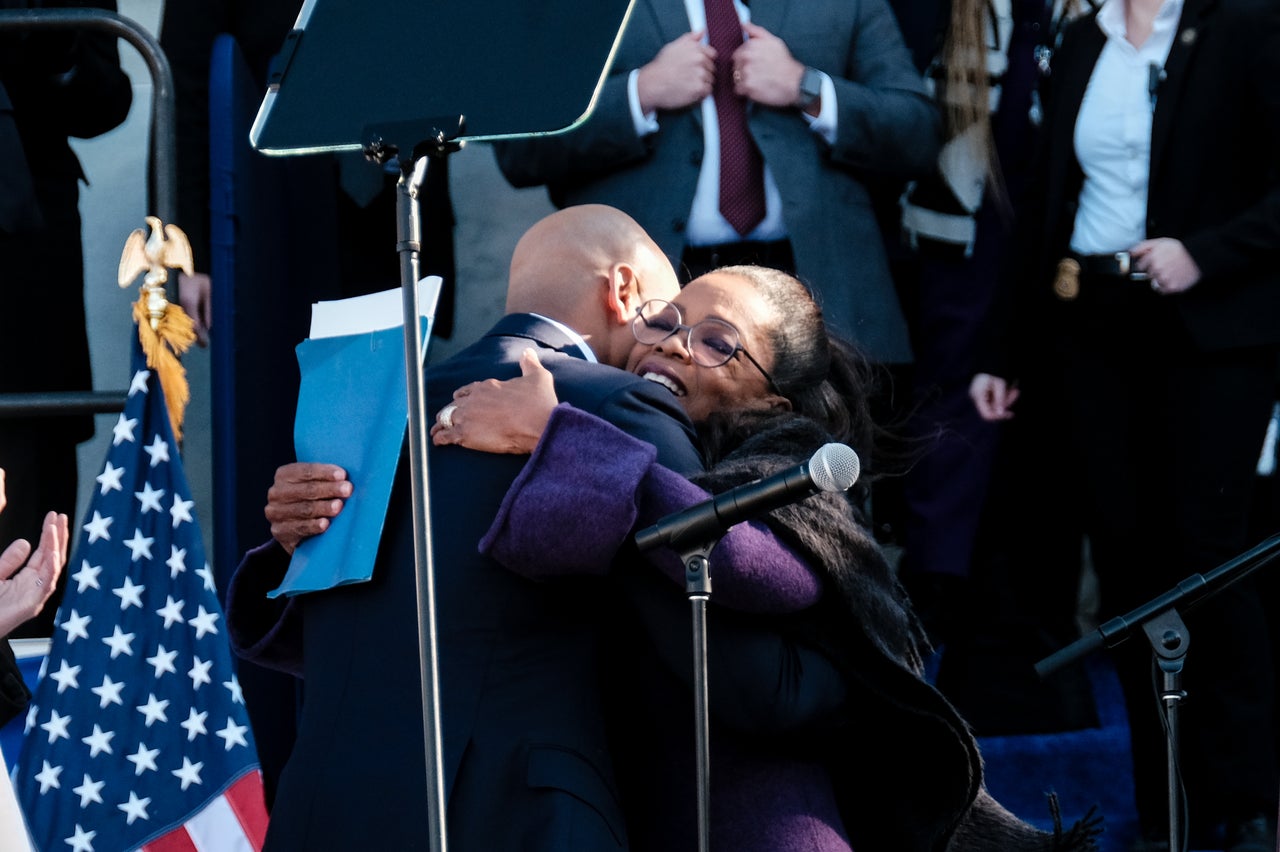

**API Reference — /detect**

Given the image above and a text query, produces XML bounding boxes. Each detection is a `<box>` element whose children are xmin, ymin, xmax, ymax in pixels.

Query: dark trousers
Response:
<box><xmin>1054</xmin><ymin>275</ymin><xmax>1279</xmax><ymax>833</ymax></box>
<box><xmin>680</xmin><ymin>239</ymin><xmax>795</xmax><ymax>283</ymax></box>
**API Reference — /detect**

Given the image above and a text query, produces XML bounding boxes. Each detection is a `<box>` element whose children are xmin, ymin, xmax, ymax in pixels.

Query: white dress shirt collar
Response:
<box><xmin>529</xmin><ymin>313</ymin><xmax>598</xmax><ymax>363</ymax></box>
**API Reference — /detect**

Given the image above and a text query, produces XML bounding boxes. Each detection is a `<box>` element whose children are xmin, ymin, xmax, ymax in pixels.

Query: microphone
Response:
<box><xmin>634</xmin><ymin>443</ymin><xmax>861</xmax><ymax>552</ymax></box>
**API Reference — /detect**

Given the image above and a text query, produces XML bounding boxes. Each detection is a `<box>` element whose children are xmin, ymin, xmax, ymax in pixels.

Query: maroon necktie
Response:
<box><xmin>704</xmin><ymin>0</ymin><xmax>766</xmax><ymax>236</ymax></box>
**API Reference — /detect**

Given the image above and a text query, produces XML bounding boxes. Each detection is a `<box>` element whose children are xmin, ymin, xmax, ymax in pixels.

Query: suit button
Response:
<box><xmin>673</xmin><ymin>219</ymin><xmax>687</xmax><ymax>233</ymax></box>
<box><xmin>690</xmin><ymin>150</ymin><xmax>702</xmax><ymax>166</ymax></box>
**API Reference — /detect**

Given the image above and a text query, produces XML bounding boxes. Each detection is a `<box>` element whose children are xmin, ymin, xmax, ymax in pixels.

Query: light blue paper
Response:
<box><xmin>268</xmin><ymin>316</ymin><xmax>430</xmax><ymax>597</ymax></box>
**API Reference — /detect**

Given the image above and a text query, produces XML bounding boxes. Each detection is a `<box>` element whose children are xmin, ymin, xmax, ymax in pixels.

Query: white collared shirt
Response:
<box><xmin>1070</xmin><ymin>0</ymin><xmax>1183</xmax><ymax>254</ymax></box>
<box><xmin>626</xmin><ymin>0</ymin><xmax>838</xmax><ymax>246</ymax></box>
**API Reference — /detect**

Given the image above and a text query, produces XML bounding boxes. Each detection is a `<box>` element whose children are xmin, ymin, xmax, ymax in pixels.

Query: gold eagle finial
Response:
<box><xmin>117</xmin><ymin>216</ymin><xmax>199</xmax><ymax>442</ymax></box>
<box><xmin>118</xmin><ymin>215</ymin><xmax>195</xmax><ymax>330</ymax></box>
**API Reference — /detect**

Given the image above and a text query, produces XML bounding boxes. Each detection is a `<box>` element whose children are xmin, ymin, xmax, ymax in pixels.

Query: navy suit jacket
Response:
<box><xmin>253</xmin><ymin>314</ymin><xmax>702</xmax><ymax>850</ymax></box>
<box><xmin>493</xmin><ymin>0</ymin><xmax>941</xmax><ymax>363</ymax></box>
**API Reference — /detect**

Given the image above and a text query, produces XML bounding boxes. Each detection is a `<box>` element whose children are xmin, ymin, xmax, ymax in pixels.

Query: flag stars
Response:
<box><xmin>81</xmin><ymin>725</ymin><xmax>114</xmax><ymax>757</ymax></box>
<box><xmin>66</xmin><ymin>824</ymin><xmax>96</xmax><ymax>852</ymax></box>
<box><xmin>95</xmin><ymin>461</ymin><xmax>124</xmax><ymax>495</ymax></box>
<box><xmin>146</xmin><ymin>644</ymin><xmax>178</xmax><ymax>678</ymax></box>
<box><xmin>190</xmin><ymin>605</ymin><xmax>220</xmax><ymax>640</ymax></box>
<box><xmin>166</xmin><ymin>545</ymin><xmax>187</xmax><ymax>578</ymax></box>
<box><xmin>172</xmin><ymin>757</ymin><xmax>204</xmax><ymax>791</ymax></box>
<box><xmin>90</xmin><ymin>675</ymin><xmax>124</xmax><ymax>709</ymax></box>
<box><xmin>34</xmin><ymin>760</ymin><xmax>63</xmax><ymax>793</ymax></box>
<box><xmin>135</xmin><ymin>693</ymin><xmax>169</xmax><ymax>727</ymax></box>
<box><xmin>40</xmin><ymin>709</ymin><xmax>71</xmax><ymax>744</ymax></box>
<box><xmin>215</xmin><ymin>718</ymin><xmax>248</xmax><ymax>751</ymax></box>
<box><xmin>222</xmin><ymin>673</ymin><xmax>244</xmax><ymax>705</ymax></box>
<box><xmin>113</xmin><ymin>575</ymin><xmax>145</xmax><ymax>610</ymax></box>
<box><xmin>187</xmin><ymin>656</ymin><xmax>212</xmax><ymax>690</ymax></box>
<box><xmin>102</xmin><ymin>625</ymin><xmax>135</xmax><ymax>659</ymax></box>
<box><xmin>128</xmin><ymin>368</ymin><xmax>150</xmax><ymax>396</ymax></box>
<box><xmin>72</xmin><ymin>774</ymin><xmax>104</xmax><ymax>808</ymax></box>
<box><xmin>59</xmin><ymin>610</ymin><xmax>91</xmax><ymax>644</ymax></box>
<box><xmin>180</xmin><ymin>708</ymin><xmax>208</xmax><ymax>741</ymax></box>
<box><xmin>170</xmin><ymin>495</ymin><xmax>194</xmax><ymax>528</ymax></box>
<box><xmin>156</xmin><ymin>595</ymin><xmax>185</xmax><ymax>628</ymax></box>
<box><xmin>195</xmin><ymin>561</ymin><xmax>216</xmax><ymax>592</ymax></box>
<box><xmin>70</xmin><ymin>561</ymin><xmax>101</xmax><ymax>593</ymax></box>
<box><xmin>49</xmin><ymin>659</ymin><xmax>81</xmax><ymax>693</ymax></box>
<box><xmin>134</xmin><ymin>481</ymin><xmax>165</xmax><ymax>514</ymax></box>
<box><xmin>126</xmin><ymin>742</ymin><xmax>160</xmax><ymax>776</ymax></box>
<box><xmin>83</xmin><ymin>511</ymin><xmax>112</xmax><ymax>544</ymax></box>
<box><xmin>111</xmin><ymin>412</ymin><xmax>138</xmax><ymax>446</ymax></box>
<box><xmin>143</xmin><ymin>434</ymin><xmax>170</xmax><ymax>468</ymax></box>
<box><xmin>117</xmin><ymin>791</ymin><xmax>151</xmax><ymax>825</ymax></box>
<box><xmin>124</xmin><ymin>529</ymin><xmax>155</xmax><ymax>562</ymax></box>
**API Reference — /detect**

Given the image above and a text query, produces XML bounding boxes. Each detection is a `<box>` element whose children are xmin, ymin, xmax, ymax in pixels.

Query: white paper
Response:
<box><xmin>309</xmin><ymin>275</ymin><xmax>443</xmax><ymax>339</ymax></box>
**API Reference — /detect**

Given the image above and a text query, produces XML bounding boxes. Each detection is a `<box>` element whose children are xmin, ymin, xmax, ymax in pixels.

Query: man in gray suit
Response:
<box><xmin>494</xmin><ymin>0</ymin><xmax>942</xmax><ymax>365</ymax></box>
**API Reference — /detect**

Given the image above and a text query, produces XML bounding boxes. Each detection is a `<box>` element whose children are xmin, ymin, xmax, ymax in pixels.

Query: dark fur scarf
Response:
<box><xmin>691</xmin><ymin>414</ymin><xmax>1101</xmax><ymax>852</ymax></box>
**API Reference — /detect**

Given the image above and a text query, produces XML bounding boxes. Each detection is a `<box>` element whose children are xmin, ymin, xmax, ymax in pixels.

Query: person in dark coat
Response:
<box><xmin>971</xmin><ymin>0</ymin><xmax>1280</xmax><ymax>847</ymax></box>
<box><xmin>225</xmin><ymin>206</ymin><xmax>706</xmax><ymax>851</ymax></box>
<box><xmin>0</xmin><ymin>0</ymin><xmax>131</xmax><ymax>637</ymax></box>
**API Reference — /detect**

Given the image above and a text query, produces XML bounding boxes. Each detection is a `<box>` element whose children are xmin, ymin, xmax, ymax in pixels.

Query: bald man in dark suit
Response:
<box><xmin>225</xmin><ymin>206</ymin><xmax>704</xmax><ymax>850</ymax></box>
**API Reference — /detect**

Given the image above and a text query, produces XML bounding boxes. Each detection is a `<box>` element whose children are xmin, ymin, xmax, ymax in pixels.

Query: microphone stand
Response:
<box><xmin>1037</xmin><ymin>531</ymin><xmax>1280</xmax><ymax>852</ymax></box>
<box><xmin>640</xmin><ymin>532</ymin><xmax>721</xmax><ymax>852</ymax></box>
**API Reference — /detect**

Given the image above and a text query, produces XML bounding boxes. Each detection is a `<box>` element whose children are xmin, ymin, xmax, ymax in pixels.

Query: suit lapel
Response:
<box><xmin>1052</xmin><ymin>16</ymin><xmax>1106</xmax><ymax>141</ymax></box>
<box><xmin>645</xmin><ymin>0</ymin><xmax>696</xmax><ymax>45</ymax></box>
<box><xmin>1150</xmin><ymin>0</ymin><xmax>1215</xmax><ymax>179</ymax></box>
<box><xmin>749</xmin><ymin>0</ymin><xmax>791</xmax><ymax>33</ymax></box>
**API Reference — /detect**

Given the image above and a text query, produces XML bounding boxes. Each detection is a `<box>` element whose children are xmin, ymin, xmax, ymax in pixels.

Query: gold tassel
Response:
<box><xmin>133</xmin><ymin>297</ymin><xmax>197</xmax><ymax>442</ymax></box>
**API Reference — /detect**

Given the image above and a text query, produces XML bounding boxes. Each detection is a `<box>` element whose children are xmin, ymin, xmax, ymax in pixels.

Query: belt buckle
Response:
<box><xmin>1115</xmin><ymin>251</ymin><xmax>1150</xmax><ymax>281</ymax></box>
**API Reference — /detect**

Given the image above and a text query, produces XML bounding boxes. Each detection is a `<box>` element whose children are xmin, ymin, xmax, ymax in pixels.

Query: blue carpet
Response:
<box><xmin>975</xmin><ymin>656</ymin><xmax>1142</xmax><ymax>851</ymax></box>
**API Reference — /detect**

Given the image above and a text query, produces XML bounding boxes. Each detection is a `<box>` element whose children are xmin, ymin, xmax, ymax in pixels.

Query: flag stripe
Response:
<box><xmin>143</xmin><ymin>826</ymin><xmax>199</xmax><ymax>852</ymax></box>
<box><xmin>141</xmin><ymin>776</ymin><xmax>268</xmax><ymax>852</ymax></box>
<box><xmin>223</xmin><ymin>771</ymin><xmax>269</xmax><ymax>848</ymax></box>
<box><xmin>186</xmin><ymin>792</ymin><xmax>253</xmax><ymax>852</ymax></box>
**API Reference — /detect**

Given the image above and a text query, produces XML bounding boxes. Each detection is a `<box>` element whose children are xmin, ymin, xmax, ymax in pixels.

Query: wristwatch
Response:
<box><xmin>795</xmin><ymin>66</ymin><xmax>822</xmax><ymax>110</ymax></box>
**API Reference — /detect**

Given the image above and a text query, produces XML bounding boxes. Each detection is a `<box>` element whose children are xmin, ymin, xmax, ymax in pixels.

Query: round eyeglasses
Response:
<box><xmin>632</xmin><ymin>299</ymin><xmax>778</xmax><ymax>393</ymax></box>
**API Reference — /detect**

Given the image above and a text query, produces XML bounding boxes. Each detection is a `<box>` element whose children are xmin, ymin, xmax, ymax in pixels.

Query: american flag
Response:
<box><xmin>14</xmin><ymin>333</ymin><xmax>268</xmax><ymax>851</ymax></box>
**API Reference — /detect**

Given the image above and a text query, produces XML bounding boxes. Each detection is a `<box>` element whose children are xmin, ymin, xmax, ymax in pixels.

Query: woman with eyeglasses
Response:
<box><xmin>432</xmin><ymin>266</ymin><xmax>1099</xmax><ymax>852</ymax></box>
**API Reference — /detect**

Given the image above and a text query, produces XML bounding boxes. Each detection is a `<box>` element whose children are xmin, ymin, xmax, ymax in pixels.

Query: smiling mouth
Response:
<box><xmin>641</xmin><ymin>371</ymin><xmax>685</xmax><ymax>397</ymax></box>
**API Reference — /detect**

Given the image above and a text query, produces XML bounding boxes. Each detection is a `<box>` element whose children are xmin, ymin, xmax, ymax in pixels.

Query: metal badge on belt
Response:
<box><xmin>1053</xmin><ymin>258</ymin><xmax>1080</xmax><ymax>301</ymax></box>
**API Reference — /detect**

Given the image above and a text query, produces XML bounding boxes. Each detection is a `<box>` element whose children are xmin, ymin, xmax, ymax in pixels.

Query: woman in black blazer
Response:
<box><xmin>970</xmin><ymin>0</ymin><xmax>1280</xmax><ymax>849</ymax></box>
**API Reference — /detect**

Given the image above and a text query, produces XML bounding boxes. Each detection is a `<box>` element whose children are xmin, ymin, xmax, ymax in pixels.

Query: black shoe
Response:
<box><xmin>1225</xmin><ymin>813</ymin><xmax>1277</xmax><ymax>852</ymax></box>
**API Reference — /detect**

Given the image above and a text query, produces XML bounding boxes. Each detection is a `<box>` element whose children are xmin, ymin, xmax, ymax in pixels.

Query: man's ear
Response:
<box><xmin>604</xmin><ymin>263</ymin><xmax>641</xmax><ymax>325</ymax></box>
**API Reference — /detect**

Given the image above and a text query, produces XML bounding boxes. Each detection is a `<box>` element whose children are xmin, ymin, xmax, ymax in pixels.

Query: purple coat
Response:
<box><xmin>481</xmin><ymin>404</ymin><xmax>852</xmax><ymax>852</ymax></box>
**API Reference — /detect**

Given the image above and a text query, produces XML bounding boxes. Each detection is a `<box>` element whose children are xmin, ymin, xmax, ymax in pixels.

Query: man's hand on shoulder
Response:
<box><xmin>265</xmin><ymin>463</ymin><xmax>352</xmax><ymax>554</ymax></box>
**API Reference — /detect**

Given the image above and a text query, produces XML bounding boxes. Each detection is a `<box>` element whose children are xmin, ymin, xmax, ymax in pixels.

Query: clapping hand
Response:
<box><xmin>0</xmin><ymin>510</ymin><xmax>68</xmax><ymax>639</ymax></box>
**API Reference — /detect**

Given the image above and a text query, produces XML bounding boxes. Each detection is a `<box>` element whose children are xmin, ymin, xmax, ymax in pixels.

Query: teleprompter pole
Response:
<box><xmin>368</xmin><ymin>126</ymin><xmax>463</xmax><ymax>852</ymax></box>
